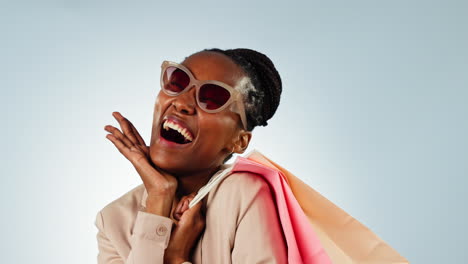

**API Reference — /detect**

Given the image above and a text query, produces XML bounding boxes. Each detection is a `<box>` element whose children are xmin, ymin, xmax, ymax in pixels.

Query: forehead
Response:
<box><xmin>181</xmin><ymin>51</ymin><xmax>245</xmax><ymax>87</ymax></box>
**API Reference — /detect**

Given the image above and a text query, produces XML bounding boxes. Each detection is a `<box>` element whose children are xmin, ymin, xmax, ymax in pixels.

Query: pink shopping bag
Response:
<box><xmin>233</xmin><ymin>149</ymin><xmax>409</xmax><ymax>264</ymax></box>
<box><xmin>231</xmin><ymin>154</ymin><xmax>333</xmax><ymax>264</ymax></box>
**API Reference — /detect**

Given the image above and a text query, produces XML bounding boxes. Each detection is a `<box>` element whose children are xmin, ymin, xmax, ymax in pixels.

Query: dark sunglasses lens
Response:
<box><xmin>199</xmin><ymin>84</ymin><xmax>231</xmax><ymax>110</ymax></box>
<box><xmin>163</xmin><ymin>66</ymin><xmax>190</xmax><ymax>93</ymax></box>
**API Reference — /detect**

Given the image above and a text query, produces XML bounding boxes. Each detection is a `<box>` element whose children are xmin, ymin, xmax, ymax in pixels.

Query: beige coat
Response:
<box><xmin>95</xmin><ymin>164</ymin><xmax>288</xmax><ymax>264</ymax></box>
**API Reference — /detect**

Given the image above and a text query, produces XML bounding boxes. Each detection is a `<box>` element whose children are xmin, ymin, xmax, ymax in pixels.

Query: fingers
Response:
<box><xmin>104</xmin><ymin>124</ymin><xmax>134</xmax><ymax>149</ymax></box>
<box><xmin>178</xmin><ymin>195</ymin><xmax>204</xmax><ymax>225</ymax></box>
<box><xmin>179</xmin><ymin>200</ymin><xmax>204</xmax><ymax>229</ymax></box>
<box><xmin>112</xmin><ymin>112</ymin><xmax>142</xmax><ymax>146</ymax></box>
<box><xmin>129</xmin><ymin>121</ymin><xmax>147</xmax><ymax>146</ymax></box>
<box><xmin>173</xmin><ymin>193</ymin><xmax>197</xmax><ymax>221</ymax></box>
<box><xmin>181</xmin><ymin>199</ymin><xmax>189</xmax><ymax>212</ymax></box>
<box><xmin>173</xmin><ymin>203</ymin><xmax>182</xmax><ymax>221</ymax></box>
<box><xmin>174</xmin><ymin>197</ymin><xmax>189</xmax><ymax>221</ymax></box>
<box><xmin>185</xmin><ymin>192</ymin><xmax>206</xmax><ymax>216</ymax></box>
<box><xmin>105</xmin><ymin>133</ymin><xmax>133</xmax><ymax>158</ymax></box>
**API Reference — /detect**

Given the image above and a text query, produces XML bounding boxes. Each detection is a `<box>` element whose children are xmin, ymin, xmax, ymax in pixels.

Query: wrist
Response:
<box><xmin>165</xmin><ymin>255</ymin><xmax>189</xmax><ymax>264</ymax></box>
<box><xmin>145</xmin><ymin>197</ymin><xmax>173</xmax><ymax>217</ymax></box>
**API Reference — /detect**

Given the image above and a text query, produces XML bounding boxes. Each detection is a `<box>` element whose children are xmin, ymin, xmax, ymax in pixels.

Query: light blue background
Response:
<box><xmin>2</xmin><ymin>1</ymin><xmax>466</xmax><ymax>263</ymax></box>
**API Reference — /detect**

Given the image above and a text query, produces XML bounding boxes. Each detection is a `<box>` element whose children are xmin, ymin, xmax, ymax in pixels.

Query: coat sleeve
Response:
<box><xmin>95</xmin><ymin>210</ymin><xmax>173</xmax><ymax>264</ymax></box>
<box><xmin>231</xmin><ymin>176</ymin><xmax>288</xmax><ymax>263</ymax></box>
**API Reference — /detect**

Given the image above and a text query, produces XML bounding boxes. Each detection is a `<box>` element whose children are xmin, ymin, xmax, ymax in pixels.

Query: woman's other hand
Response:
<box><xmin>165</xmin><ymin>194</ymin><xmax>206</xmax><ymax>264</ymax></box>
<box><xmin>105</xmin><ymin>111</ymin><xmax>177</xmax><ymax>217</ymax></box>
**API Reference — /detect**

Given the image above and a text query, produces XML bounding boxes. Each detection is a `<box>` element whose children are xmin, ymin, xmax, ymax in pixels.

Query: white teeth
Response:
<box><xmin>163</xmin><ymin>120</ymin><xmax>193</xmax><ymax>142</ymax></box>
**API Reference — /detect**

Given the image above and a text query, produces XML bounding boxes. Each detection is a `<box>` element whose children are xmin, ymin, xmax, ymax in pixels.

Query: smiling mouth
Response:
<box><xmin>160</xmin><ymin>120</ymin><xmax>193</xmax><ymax>144</ymax></box>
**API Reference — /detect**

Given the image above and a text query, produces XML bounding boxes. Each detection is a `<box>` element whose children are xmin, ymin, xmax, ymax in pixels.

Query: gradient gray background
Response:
<box><xmin>2</xmin><ymin>1</ymin><xmax>467</xmax><ymax>263</ymax></box>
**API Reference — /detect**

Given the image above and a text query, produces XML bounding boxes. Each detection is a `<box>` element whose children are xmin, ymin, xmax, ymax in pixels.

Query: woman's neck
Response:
<box><xmin>174</xmin><ymin>165</ymin><xmax>222</xmax><ymax>199</ymax></box>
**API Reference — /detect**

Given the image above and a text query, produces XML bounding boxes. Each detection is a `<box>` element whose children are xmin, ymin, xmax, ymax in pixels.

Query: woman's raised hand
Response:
<box><xmin>104</xmin><ymin>111</ymin><xmax>177</xmax><ymax>217</ymax></box>
<box><xmin>165</xmin><ymin>193</ymin><xmax>206</xmax><ymax>264</ymax></box>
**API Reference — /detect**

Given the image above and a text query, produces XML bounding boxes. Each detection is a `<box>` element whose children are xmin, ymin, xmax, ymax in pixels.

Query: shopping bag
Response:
<box><xmin>231</xmin><ymin>153</ymin><xmax>332</xmax><ymax>264</ymax></box>
<box><xmin>238</xmin><ymin>149</ymin><xmax>410</xmax><ymax>264</ymax></box>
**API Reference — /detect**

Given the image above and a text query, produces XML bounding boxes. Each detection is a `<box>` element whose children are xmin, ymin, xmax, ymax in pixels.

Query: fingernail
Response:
<box><xmin>176</xmin><ymin>201</ymin><xmax>182</xmax><ymax>212</ymax></box>
<box><xmin>174</xmin><ymin>212</ymin><xmax>181</xmax><ymax>221</ymax></box>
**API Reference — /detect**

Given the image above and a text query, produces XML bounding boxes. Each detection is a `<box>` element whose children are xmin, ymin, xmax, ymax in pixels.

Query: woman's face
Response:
<box><xmin>149</xmin><ymin>51</ymin><xmax>249</xmax><ymax>175</ymax></box>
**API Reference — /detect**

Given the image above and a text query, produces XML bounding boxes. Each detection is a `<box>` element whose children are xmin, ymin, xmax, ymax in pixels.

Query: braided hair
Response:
<box><xmin>196</xmin><ymin>48</ymin><xmax>282</xmax><ymax>163</ymax></box>
<box><xmin>202</xmin><ymin>48</ymin><xmax>282</xmax><ymax>132</ymax></box>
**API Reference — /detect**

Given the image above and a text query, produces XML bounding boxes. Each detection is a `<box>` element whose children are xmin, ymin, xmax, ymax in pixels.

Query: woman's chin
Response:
<box><xmin>149</xmin><ymin>148</ymin><xmax>187</xmax><ymax>173</ymax></box>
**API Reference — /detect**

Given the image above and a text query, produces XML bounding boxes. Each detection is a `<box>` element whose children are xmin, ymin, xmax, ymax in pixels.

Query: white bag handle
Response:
<box><xmin>188</xmin><ymin>149</ymin><xmax>261</xmax><ymax>208</ymax></box>
<box><xmin>188</xmin><ymin>164</ymin><xmax>233</xmax><ymax>208</ymax></box>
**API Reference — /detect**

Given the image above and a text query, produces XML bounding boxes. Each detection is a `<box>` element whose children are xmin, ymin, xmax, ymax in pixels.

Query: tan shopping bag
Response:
<box><xmin>244</xmin><ymin>149</ymin><xmax>410</xmax><ymax>264</ymax></box>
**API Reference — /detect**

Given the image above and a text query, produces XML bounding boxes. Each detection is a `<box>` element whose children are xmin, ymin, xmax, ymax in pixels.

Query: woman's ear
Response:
<box><xmin>231</xmin><ymin>130</ymin><xmax>252</xmax><ymax>154</ymax></box>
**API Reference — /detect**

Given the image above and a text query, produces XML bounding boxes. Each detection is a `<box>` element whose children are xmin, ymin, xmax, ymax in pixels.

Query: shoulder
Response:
<box><xmin>96</xmin><ymin>184</ymin><xmax>145</xmax><ymax>233</ymax></box>
<box><xmin>217</xmin><ymin>171</ymin><xmax>270</xmax><ymax>195</ymax></box>
<box><xmin>206</xmin><ymin>171</ymin><xmax>273</xmax><ymax>223</ymax></box>
<box><xmin>100</xmin><ymin>184</ymin><xmax>145</xmax><ymax>215</ymax></box>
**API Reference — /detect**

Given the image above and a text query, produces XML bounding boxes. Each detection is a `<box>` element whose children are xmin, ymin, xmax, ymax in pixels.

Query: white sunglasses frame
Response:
<box><xmin>160</xmin><ymin>60</ymin><xmax>248</xmax><ymax>130</ymax></box>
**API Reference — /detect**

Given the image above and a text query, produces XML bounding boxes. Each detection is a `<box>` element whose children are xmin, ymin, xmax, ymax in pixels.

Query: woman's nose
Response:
<box><xmin>172</xmin><ymin>85</ymin><xmax>196</xmax><ymax>115</ymax></box>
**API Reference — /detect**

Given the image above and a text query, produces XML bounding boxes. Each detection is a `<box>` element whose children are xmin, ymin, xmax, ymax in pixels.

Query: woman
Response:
<box><xmin>96</xmin><ymin>48</ymin><xmax>286</xmax><ymax>263</ymax></box>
